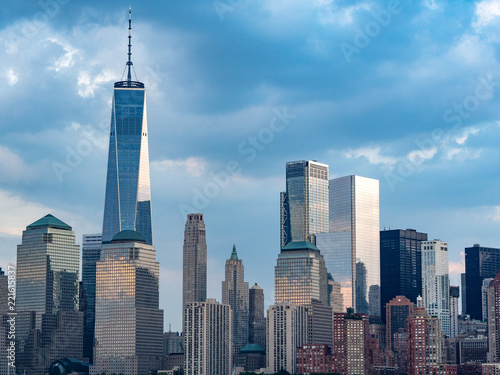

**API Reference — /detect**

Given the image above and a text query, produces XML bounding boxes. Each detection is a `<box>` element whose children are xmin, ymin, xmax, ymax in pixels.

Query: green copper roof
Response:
<box><xmin>230</xmin><ymin>244</ymin><xmax>238</xmax><ymax>260</ymax></box>
<box><xmin>27</xmin><ymin>214</ymin><xmax>72</xmax><ymax>231</ymax></box>
<box><xmin>240</xmin><ymin>343</ymin><xmax>265</xmax><ymax>353</ymax></box>
<box><xmin>111</xmin><ymin>230</ymin><xmax>146</xmax><ymax>243</ymax></box>
<box><xmin>282</xmin><ymin>241</ymin><xmax>319</xmax><ymax>252</ymax></box>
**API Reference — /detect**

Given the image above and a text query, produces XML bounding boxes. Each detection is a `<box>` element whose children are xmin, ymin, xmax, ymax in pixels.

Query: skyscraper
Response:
<box><xmin>487</xmin><ymin>271</ymin><xmax>500</xmax><ymax>363</ymax></box>
<box><xmin>184</xmin><ymin>299</ymin><xmax>232</xmax><ymax>375</ymax></box>
<box><xmin>450</xmin><ymin>286</ymin><xmax>460</xmax><ymax>338</ymax></box>
<box><xmin>249</xmin><ymin>283</ymin><xmax>266</xmax><ymax>351</ymax></box>
<box><xmin>317</xmin><ymin>175</ymin><xmax>380</xmax><ymax>316</ymax></box>
<box><xmin>280</xmin><ymin>160</ymin><xmax>329</xmax><ymax>248</ymax></box>
<box><xmin>327</xmin><ymin>273</ymin><xmax>344</xmax><ymax>313</ymax></box>
<box><xmin>16</xmin><ymin>214</ymin><xmax>83</xmax><ymax>375</ymax></box>
<box><xmin>182</xmin><ymin>213</ymin><xmax>207</xmax><ymax>314</ymax></box>
<box><xmin>222</xmin><ymin>245</ymin><xmax>249</xmax><ymax>360</ymax></box>
<box><xmin>385</xmin><ymin>295</ymin><xmax>414</xmax><ymax>352</ymax></box>
<box><xmin>275</xmin><ymin>241</ymin><xmax>328</xmax><ymax>306</ymax></box>
<box><xmin>92</xmin><ymin>230</ymin><xmax>163</xmax><ymax>375</ymax></box>
<box><xmin>380</xmin><ymin>229</ymin><xmax>427</xmax><ymax>322</ymax></box>
<box><xmin>422</xmin><ymin>240</ymin><xmax>450</xmax><ymax>336</ymax></box>
<box><xmin>465</xmin><ymin>244</ymin><xmax>500</xmax><ymax>320</ymax></box>
<box><xmin>102</xmin><ymin>8</ymin><xmax>152</xmax><ymax>246</ymax></box>
<box><xmin>82</xmin><ymin>233</ymin><xmax>102</xmax><ymax>363</ymax></box>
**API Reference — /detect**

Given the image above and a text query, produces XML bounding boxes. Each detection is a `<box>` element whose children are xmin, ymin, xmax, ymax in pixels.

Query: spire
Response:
<box><xmin>230</xmin><ymin>244</ymin><xmax>238</xmax><ymax>260</ymax></box>
<box><xmin>127</xmin><ymin>6</ymin><xmax>133</xmax><ymax>83</ymax></box>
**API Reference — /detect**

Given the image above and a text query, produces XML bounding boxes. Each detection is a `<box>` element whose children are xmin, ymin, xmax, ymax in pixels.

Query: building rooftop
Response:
<box><xmin>240</xmin><ymin>343</ymin><xmax>265</xmax><ymax>353</ymax></box>
<box><xmin>111</xmin><ymin>230</ymin><xmax>146</xmax><ymax>243</ymax></box>
<box><xmin>27</xmin><ymin>214</ymin><xmax>72</xmax><ymax>231</ymax></box>
<box><xmin>282</xmin><ymin>241</ymin><xmax>320</xmax><ymax>252</ymax></box>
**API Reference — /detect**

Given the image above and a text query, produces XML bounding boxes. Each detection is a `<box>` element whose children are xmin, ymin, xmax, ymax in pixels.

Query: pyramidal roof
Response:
<box><xmin>27</xmin><ymin>214</ymin><xmax>72</xmax><ymax>231</ymax></box>
<box><xmin>230</xmin><ymin>244</ymin><xmax>238</xmax><ymax>260</ymax></box>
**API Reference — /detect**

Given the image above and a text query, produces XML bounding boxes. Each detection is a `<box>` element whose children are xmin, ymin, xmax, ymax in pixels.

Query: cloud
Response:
<box><xmin>449</xmin><ymin>251</ymin><xmax>465</xmax><ymax>276</ymax></box>
<box><xmin>152</xmin><ymin>157</ymin><xmax>208</xmax><ymax>177</ymax></box>
<box><xmin>407</xmin><ymin>147</ymin><xmax>437</xmax><ymax>164</ymax></box>
<box><xmin>77</xmin><ymin>70</ymin><xmax>115</xmax><ymax>98</ymax></box>
<box><xmin>5</xmin><ymin>68</ymin><xmax>18</xmax><ymax>86</ymax></box>
<box><xmin>455</xmin><ymin>127</ymin><xmax>480</xmax><ymax>145</ymax></box>
<box><xmin>473</xmin><ymin>0</ymin><xmax>500</xmax><ymax>30</ymax></box>
<box><xmin>0</xmin><ymin>145</ymin><xmax>35</xmax><ymax>183</ymax></box>
<box><xmin>344</xmin><ymin>146</ymin><xmax>398</xmax><ymax>168</ymax></box>
<box><xmin>47</xmin><ymin>37</ymin><xmax>79</xmax><ymax>72</ymax></box>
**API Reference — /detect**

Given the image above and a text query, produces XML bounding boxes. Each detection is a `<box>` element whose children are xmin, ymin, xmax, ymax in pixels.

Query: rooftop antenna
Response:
<box><xmin>127</xmin><ymin>5</ymin><xmax>133</xmax><ymax>83</ymax></box>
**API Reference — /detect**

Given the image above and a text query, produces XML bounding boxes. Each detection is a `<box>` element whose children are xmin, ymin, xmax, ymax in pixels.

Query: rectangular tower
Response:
<box><xmin>249</xmin><ymin>283</ymin><xmax>266</xmax><ymax>351</ymax></box>
<box><xmin>280</xmin><ymin>160</ymin><xmax>329</xmax><ymax>248</ymax></box>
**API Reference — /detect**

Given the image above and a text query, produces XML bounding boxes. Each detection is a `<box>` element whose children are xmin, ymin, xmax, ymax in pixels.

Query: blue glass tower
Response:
<box><xmin>102</xmin><ymin>8</ymin><xmax>153</xmax><ymax>245</ymax></box>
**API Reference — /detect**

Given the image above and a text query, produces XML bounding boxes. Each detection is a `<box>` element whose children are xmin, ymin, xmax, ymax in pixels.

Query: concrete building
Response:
<box><xmin>488</xmin><ymin>271</ymin><xmax>500</xmax><ymax>362</ymax></box>
<box><xmin>248</xmin><ymin>283</ymin><xmax>266</xmax><ymax>351</ymax></box>
<box><xmin>450</xmin><ymin>286</ymin><xmax>460</xmax><ymax>338</ymax></box>
<box><xmin>385</xmin><ymin>295</ymin><xmax>414</xmax><ymax>352</ymax></box>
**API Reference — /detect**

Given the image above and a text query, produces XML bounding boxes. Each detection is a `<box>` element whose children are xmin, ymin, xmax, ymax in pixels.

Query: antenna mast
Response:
<box><xmin>127</xmin><ymin>6</ymin><xmax>132</xmax><ymax>83</ymax></box>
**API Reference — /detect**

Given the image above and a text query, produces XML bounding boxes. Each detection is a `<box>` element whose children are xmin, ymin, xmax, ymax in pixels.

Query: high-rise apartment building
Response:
<box><xmin>92</xmin><ymin>230</ymin><xmax>163</xmax><ymax>375</ymax></box>
<box><xmin>422</xmin><ymin>240</ymin><xmax>450</xmax><ymax>336</ymax></box>
<box><xmin>101</xmin><ymin>9</ymin><xmax>153</xmax><ymax>246</ymax></box>
<box><xmin>82</xmin><ymin>233</ymin><xmax>102</xmax><ymax>363</ymax></box>
<box><xmin>182</xmin><ymin>213</ymin><xmax>207</xmax><ymax>320</ymax></box>
<box><xmin>449</xmin><ymin>286</ymin><xmax>460</xmax><ymax>338</ymax></box>
<box><xmin>249</xmin><ymin>283</ymin><xmax>266</xmax><ymax>351</ymax></box>
<box><xmin>16</xmin><ymin>214</ymin><xmax>83</xmax><ymax>375</ymax></box>
<box><xmin>465</xmin><ymin>244</ymin><xmax>500</xmax><ymax>320</ymax></box>
<box><xmin>380</xmin><ymin>229</ymin><xmax>427</xmax><ymax>321</ymax></box>
<box><xmin>483</xmin><ymin>278</ymin><xmax>494</xmax><ymax>322</ymax></box>
<box><xmin>487</xmin><ymin>271</ymin><xmax>500</xmax><ymax>363</ymax></box>
<box><xmin>275</xmin><ymin>241</ymin><xmax>328</xmax><ymax>306</ymax></box>
<box><xmin>317</xmin><ymin>175</ymin><xmax>380</xmax><ymax>316</ymax></box>
<box><xmin>266</xmin><ymin>302</ymin><xmax>308</xmax><ymax>374</ymax></box>
<box><xmin>184</xmin><ymin>299</ymin><xmax>232</xmax><ymax>375</ymax></box>
<box><xmin>385</xmin><ymin>295</ymin><xmax>414</xmax><ymax>352</ymax></box>
<box><xmin>280</xmin><ymin>160</ymin><xmax>329</xmax><ymax>248</ymax></box>
<box><xmin>222</xmin><ymin>245</ymin><xmax>249</xmax><ymax>360</ymax></box>
<box><xmin>306</xmin><ymin>299</ymin><xmax>334</xmax><ymax>349</ymax></box>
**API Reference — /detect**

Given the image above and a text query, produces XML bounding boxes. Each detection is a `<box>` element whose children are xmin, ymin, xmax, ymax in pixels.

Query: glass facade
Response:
<box><xmin>102</xmin><ymin>85</ymin><xmax>152</xmax><ymax>245</ymax></box>
<box><xmin>275</xmin><ymin>242</ymin><xmax>328</xmax><ymax>306</ymax></box>
<box><xmin>16</xmin><ymin>214</ymin><xmax>83</xmax><ymax>375</ymax></box>
<box><xmin>280</xmin><ymin>160</ymin><xmax>329</xmax><ymax>248</ymax></box>
<box><xmin>317</xmin><ymin>175</ymin><xmax>380</xmax><ymax>316</ymax></box>
<box><xmin>92</xmin><ymin>233</ymin><xmax>163</xmax><ymax>375</ymax></box>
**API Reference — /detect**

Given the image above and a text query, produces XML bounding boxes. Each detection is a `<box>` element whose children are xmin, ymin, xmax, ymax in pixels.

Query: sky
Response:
<box><xmin>1</xmin><ymin>0</ymin><xmax>500</xmax><ymax>331</ymax></box>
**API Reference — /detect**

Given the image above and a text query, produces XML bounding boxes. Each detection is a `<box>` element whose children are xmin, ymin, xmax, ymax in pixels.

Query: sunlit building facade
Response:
<box><xmin>275</xmin><ymin>241</ymin><xmax>328</xmax><ymax>306</ymax></box>
<box><xmin>92</xmin><ymin>230</ymin><xmax>163</xmax><ymax>375</ymax></box>
<box><xmin>422</xmin><ymin>240</ymin><xmax>450</xmax><ymax>337</ymax></box>
<box><xmin>317</xmin><ymin>175</ymin><xmax>380</xmax><ymax>316</ymax></box>
<box><xmin>280</xmin><ymin>160</ymin><xmax>329</xmax><ymax>248</ymax></box>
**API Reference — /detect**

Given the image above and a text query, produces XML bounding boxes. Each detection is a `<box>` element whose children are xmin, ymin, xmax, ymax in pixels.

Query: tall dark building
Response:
<box><xmin>380</xmin><ymin>229</ymin><xmax>427</xmax><ymax>322</ymax></box>
<box><xmin>248</xmin><ymin>283</ymin><xmax>266</xmax><ymax>351</ymax></box>
<box><xmin>465</xmin><ymin>244</ymin><xmax>500</xmax><ymax>320</ymax></box>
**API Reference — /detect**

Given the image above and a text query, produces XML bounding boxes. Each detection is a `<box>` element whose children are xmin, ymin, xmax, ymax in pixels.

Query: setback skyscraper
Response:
<box><xmin>221</xmin><ymin>245</ymin><xmax>249</xmax><ymax>360</ymax></box>
<box><xmin>316</xmin><ymin>175</ymin><xmax>380</xmax><ymax>316</ymax></box>
<box><xmin>280</xmin><ymin>160</ymin><xmax>329</xmax><ymax>248</ymax></box>
<box><xmin>101</xmin><ymin>8</ymin><xmax>152</xmax><ymax>245</ymax></box>
<box><xmin>16</xmin><ymin>214</ymin><xmax>84</xmax><ymax>375</ymax></box>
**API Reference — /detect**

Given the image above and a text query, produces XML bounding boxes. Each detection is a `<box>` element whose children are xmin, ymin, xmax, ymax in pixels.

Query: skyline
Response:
<box><xmin>1</xmin><ymin>1</ymin><xmax>500</xmax><ymax>331</ymax></box>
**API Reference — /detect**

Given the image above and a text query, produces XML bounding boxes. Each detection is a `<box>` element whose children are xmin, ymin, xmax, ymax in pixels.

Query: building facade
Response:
<box><xmin>275</xmin><ymin>241</ymin><xmax>328</xmax><ymax>306</ymax></box>
<box><xmin>327</xmin><ymin>273</ymin><xmax>344</xmax><ymax>312</ymax></box>
<box><xmin>266</xmin><ymin>302</ymin><xmax>308</xmax><ymax>374</ymax></box>
<box><xmin>184</xmin><ymin>299</ymin><xmax>232</xmax><ymax>375</ymax></box>
<box><xmin>465</xmin><ymin>244</ymin><xmax>500</xmax><ymax>320</ymax></box>
<box><xmin>16</xmin><ymin>214</ymin><xmax>83</xmax><ymax>375</ymax></box>
<box><xmin>280</xmin><ymin>160</ymin><xmax>329</xmax><ymax>248</ymax></box>
<box><xmin>380</xmin><ymin>229</ymin><xmax>427</xmax><ymax>322</ymax></box>
<box><xmin>422</xmin><ymin>240</ymin><xmax>450</xmax><ymax>336</ymax></box>
<box><xmin>92</xmin><ymin>230</ymin><xmax>163</xmax><ymax>375</ymax></box>
<box><xmin>386</xmin><ymin>295</ymin><xmax>414</xmax><ymax>352</ymax></box>
<box><xmin>221</xmin><ymin>245</ymin><xmax>249</xmax><ymax>360</ymax></box>
<box><xmin>449</xmin><ymin>286</ymin><xmax>460</xmax><ymax>338</ymax></box>
<box><xmin>248</xmin><ymin>283</ymin><xmax>266</xmax><ymax>351</ymax></box>
<box><xmin>317</xmin><ymin>175</ymin><xmax>380</xmax><ymax>316</ymax></box>
<box><xmin>487</xmin><ymin>271</ymin><xmax>500</xmax><ymax>362</ymax></box>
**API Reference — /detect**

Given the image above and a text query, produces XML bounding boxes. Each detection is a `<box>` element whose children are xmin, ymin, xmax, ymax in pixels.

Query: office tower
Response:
<box><xmin>92</xmin><ymin>230</ymin><xmax>163</xmax><ymax>375</ymax></box>
<box><xmin>461</xmin><ymin>273</ymin><xmax>467</xmax><ymax>315</ymax></box>
<box><xmin>483</xmin><ymin>278</ymin><xmax>494</xmax><ymax>321</ymax></box>
<box><xmin>380</xmin><ymin>229</ymin><xmax>428</xmax><ymax>321</ymax></box>
<box><xmin>81</xmin><ymin>233</ymin><xmax>102</xmax><ymax>363</ymax></box>
<box><xmin>406</xmin><ymin>298</ymin><xmax>444</xmax><ymax>374</ymax></box>
<box><xmin>163</xmin><ymin>331</ymin><xmax>184</xmax><ymax>355</ymax></box>
<box><xmin>327</xmin><ymin>273</ymin><xmax>344</xmax><ymax>312</ymax></box>
<box><xmin>332</xmin><ymin>308</ymin><xmax>370</xmax><ymax>375</ymax></box>
<box><xmin>184</xmin><ymin>299</ymin><xmax>232</xmax><ymax>375</ymax></box>
<box><xmin>266</xmin><ymin>302</ymin><xmax>308</xmax><ymax>374</ymax></box>
<box><xmin>487</xmin><ymin>271</ymin><xmax>500</xmax><ymax>362</ymax></box>
<box><xmin>306</xmin><ymin>299</ymin><xmax>334</xmax><ymax>348</ymax></box>
<box><xmin>248</xmin><ymin>283</ymin><xmax>266</xmax><ymax>351</ymax></box>
<box><xmin>449</xmin><ymin>286</ymin><xmax>460</xmax><ymax>338</ymax></box>
<box><xmin>385</xmin><ymin>295</ymin><xmax>414</xmax><ymax>352</ymax></box>
<box><xmin>280</xmin><ymin>160</ymin><xmax>329</xmax><ymax>248</ymax></box>
<box><xmin>182</xmin><ymin>213</ymin><xmax>207</xmax><ymax>317</ymax></box>
<box><xmin>275</xmin><ymin>241</ymin><xmax>328</xmax><ymax>306</ymax></box>
<box><xmin>16</xmin><ymin>214</ymin><xmax>83</xmax><ymax>375</ymax></box>
<box><xmin>465</xmin><ymin>244</ymin><xmax>500</xmax><ymax>320</ymax></box>
<box><xmin>317</xmin><ymin>175</ymin><xmax>380</xmax><ymax>316</ymax></box>
<box><xmin>221</xmin><ymin>245</ymin><xmax>249</xmax><ymax>359</ymax></box>
<box><xmin>101</xmin><ymin>8</ymin><xmax>152</xmax><ymax>246</ymax></box>
<box><xmin>422</xmin><ymin>240</ymin><xmax>450</xmax><ymax>336</ymax></box>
